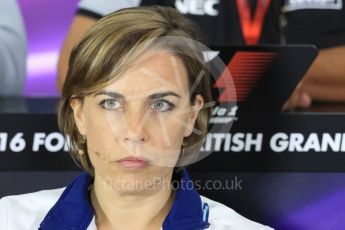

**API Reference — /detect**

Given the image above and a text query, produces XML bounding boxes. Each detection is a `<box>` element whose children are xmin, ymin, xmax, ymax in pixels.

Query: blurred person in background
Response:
<box><xmin>57</xmin><ymin>0</ymin><xmax>345</xmax><ymax>110</ymax></box>
<box><xmin>0</xmin><ymin>0</ymin><xmax>26</xmax><ymax>96</ymax></box>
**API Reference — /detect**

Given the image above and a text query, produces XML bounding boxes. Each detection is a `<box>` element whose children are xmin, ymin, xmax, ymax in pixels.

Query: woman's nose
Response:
<box><xmin>122</xmin><ymin>108</ymin><xmax>150</xmax><ymax>143</ymax></box>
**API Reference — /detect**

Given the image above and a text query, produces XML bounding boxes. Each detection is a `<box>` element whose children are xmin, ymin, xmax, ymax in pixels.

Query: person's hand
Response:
<box><xmin>282</xmin><ymin>81</ymin><xmax>312</xmax><ymax>111</ymax></box>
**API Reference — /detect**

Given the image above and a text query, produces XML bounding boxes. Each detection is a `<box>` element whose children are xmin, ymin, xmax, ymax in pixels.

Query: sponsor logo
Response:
<box><xmin>216</xmin><ymin>51</ymin><xmax>275</xmax><ymax>102</ymax></box>
<box><xmin>207</xmin><ymin>51</ymin><xmax>275</xmax><ymax>124</ymax></box>
<box><xmin>175</xmin><ymin>0</ymin><xmax>219</xmax><ymax>16</ymax></box>
<box><xmin>284</xmin><ymin>0</ymin><xmax>343</xmax><ymax>12</ymax></box>
<box><xmin>210</xmin><ymin>105</ymin><xmax>238</xmax><ymax>124</ymax></box>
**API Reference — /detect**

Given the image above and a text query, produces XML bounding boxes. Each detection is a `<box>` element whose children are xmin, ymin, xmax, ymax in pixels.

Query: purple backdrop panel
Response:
<box><xmin>18</xmin><ymin>0</ymin><xmax>79</xmax><ymax>96</ymax></box>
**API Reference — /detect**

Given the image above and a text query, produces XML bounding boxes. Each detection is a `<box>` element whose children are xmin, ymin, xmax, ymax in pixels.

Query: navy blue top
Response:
<box><xmin>39</xmin><ymin>169</ymin><xmax>210</xmax><ymax>230</ymax></box>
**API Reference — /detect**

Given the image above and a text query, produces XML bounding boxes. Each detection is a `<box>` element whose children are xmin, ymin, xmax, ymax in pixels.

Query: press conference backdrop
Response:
<box><xmin>1</xmin><ymin>1</ymin><xmax>345</xmax><ymax>230</ymax></box>
<box><xmin>18</xmin><ymin>0</ymin><xmax>79</xmax><ymax>96</ymax></box>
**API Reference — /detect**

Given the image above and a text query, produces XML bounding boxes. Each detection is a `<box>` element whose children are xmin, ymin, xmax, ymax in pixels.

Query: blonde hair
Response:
<box><xmin>58</xmin><ymin>6</ymin><xmax>213</xmax><ymax>176</ymax></box>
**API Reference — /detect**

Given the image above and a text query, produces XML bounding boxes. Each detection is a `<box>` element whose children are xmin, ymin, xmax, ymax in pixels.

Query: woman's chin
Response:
<box><xmin>110</xmin><ymin>178</ymin><xmax>157</xmax><ymax>194</ymax></box>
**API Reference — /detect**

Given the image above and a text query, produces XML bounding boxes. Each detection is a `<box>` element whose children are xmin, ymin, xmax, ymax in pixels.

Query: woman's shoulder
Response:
<box><xmin>0</xmin><ymin>188</ymin><xmax>65</xmax><ymax>229</ymax></box>
<box><xmin>200</xmin><ymin>195</ymin><xmax>274</xmax><ymax>230</ymax></box>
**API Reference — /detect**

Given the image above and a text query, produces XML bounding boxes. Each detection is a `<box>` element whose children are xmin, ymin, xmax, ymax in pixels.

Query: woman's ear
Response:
<box><xmin>184</xmin><ymin>94</ymin><xmax>204</xmax><ymax>137</ymax></box>
<box><xmin>70</xmin><ymin>98</ymin><xmax>86</xmax><ymax>135</ymax></box>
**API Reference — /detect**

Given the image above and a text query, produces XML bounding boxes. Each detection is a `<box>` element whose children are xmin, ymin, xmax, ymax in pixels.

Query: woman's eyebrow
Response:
<box><xmin>148</xmin><ymin>91</ymin><xmax>181</xmax><ymax>100</ymax></box>
<box><xmin>94</xmin><ymin>90</ymin><xmax>181</xmax><ymax>100</ymax></box>
<box><xmin>94</xmin><ymin>91</ymin><xmax>123</xmax><ymax>99</ymax></box>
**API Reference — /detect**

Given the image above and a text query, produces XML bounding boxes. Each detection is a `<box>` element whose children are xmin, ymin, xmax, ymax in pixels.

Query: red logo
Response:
<box><xmin>214</xmin><ymin>51</ymin><xmax>276</xmax><ymax>102</ymax></box>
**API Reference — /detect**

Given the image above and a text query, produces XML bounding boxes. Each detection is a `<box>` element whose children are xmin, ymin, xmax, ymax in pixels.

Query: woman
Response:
<box><xmin>0</xmin><ymin>6</ymin><xmax>273</xmax><ymax>230</ymax></box>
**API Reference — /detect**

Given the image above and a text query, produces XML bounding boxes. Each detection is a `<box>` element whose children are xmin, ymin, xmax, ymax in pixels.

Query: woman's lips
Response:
<box><xmin>116</xmin><ymin>156</ymin><xmax>150</xmax><ymax>169</ymax></box>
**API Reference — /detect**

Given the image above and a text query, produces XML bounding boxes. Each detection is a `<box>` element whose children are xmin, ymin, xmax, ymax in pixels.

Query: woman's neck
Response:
<box><xmin>90</xmin><ymin>172</ymin><xmax>176</xmax><ymax>230</ymax></box>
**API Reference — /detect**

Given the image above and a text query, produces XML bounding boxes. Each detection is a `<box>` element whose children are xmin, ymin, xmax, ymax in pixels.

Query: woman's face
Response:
<box><xmin>71</xmin><ymin>50</ymin><xmax>204</xmax><ymax>193</ymax></box>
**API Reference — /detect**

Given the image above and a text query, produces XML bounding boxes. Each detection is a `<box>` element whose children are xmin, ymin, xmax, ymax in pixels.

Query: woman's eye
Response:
<box><xmin>100</xmin><ymin>99</ymin><xmax>121</xmax><ymax>110</ymax></box>
<box><xmin>151</xmin><ymin>100</ymin><xmax>174</xmax><ymax>112</ymax></box>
